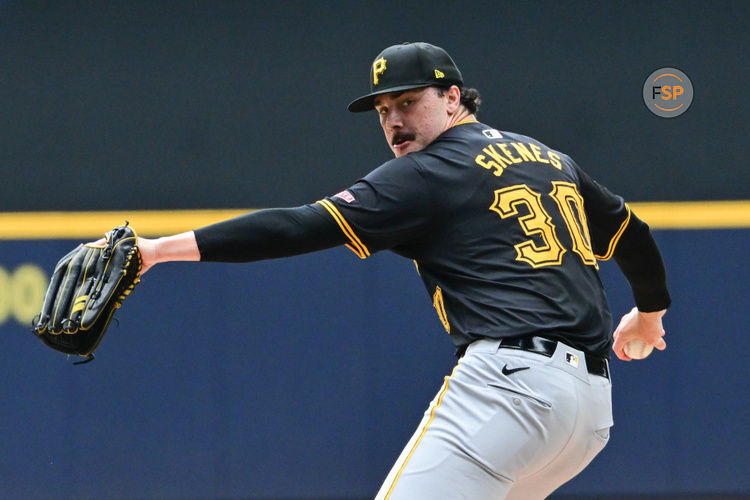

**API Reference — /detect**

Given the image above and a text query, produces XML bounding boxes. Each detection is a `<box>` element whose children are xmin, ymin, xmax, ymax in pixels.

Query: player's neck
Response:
<box><xmin>446</xmin><ymin>109</ymin><xmax>477</xmax><ymax>131</ymax></box>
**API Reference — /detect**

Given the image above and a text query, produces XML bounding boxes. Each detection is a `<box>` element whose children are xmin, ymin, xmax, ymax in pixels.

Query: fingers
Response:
<box><xmin>612</xmin><ymin>334</ymin><xmax>632</xmax><ymax>362</ymax></box>
<box><xmin>614</xmin><ymin>349</ymin><xmax>632</xmax><ymax>362</ymax></box>
<box><xmin>85</xmin><ymin>237</ymin><xmax>107</xmax><ymax>248</ymax></box>
<box><xmin>34</xmin><ymin>245</ymin><xmax>82</xmax><ymax>333</ymax></box>
<box><xmin>49</xmin><ymin>247</ymin><xmax>88</xmax><ymax>333</ymax></box>
<box><xmin>612</xmin><ymin>335</ymin><xmax>631</xmax><ymax>361</ymax></box>
<box><xmin>611</xmin><ymin>306</ymin><xmax>668</xmax><ymax>361</ymax></box>
<box><xmin>612</xmin><ymin>331</ymin><xmax>625</xmax><ymax>355</ymax></box>
<box><xmin>654</xmin><ymin>336</ymin><xmax>667</xmax><ymax>351</ymax></box>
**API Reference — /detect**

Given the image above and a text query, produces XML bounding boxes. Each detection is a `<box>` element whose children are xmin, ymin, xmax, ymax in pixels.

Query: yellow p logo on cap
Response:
<box><xmin>373</xmin><ymin>57</ymin><xmax>387</xmax><ymax>85</ymax></box>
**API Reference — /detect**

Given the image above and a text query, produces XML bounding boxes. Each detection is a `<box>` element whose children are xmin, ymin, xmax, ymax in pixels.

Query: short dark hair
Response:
<box><xmin>436</xmin><ymin>86</ymin><xmax>482</xmax><ymax>115</ymax></box>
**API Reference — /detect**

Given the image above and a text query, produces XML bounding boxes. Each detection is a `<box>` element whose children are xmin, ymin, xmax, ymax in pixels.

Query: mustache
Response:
<box><xmin>392</xmin><ymin>131</ymin><xmax>415</xmax><ymax>146</ymax></box>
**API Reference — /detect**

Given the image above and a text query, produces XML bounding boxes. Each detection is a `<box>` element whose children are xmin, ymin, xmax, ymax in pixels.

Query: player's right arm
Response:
<box><xmin>574</xmin><ymin>166</ymin><xmax>671</xmax><ymax>308</ymax></box>
<box><xmin>572</xmin><ymin>162</ymin><xmax>671</xmax><ymax>359</ymax></box>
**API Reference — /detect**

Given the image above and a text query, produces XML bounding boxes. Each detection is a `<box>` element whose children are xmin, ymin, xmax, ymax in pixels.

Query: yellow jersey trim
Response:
<box><xmin>316</xmin><ymin>199</ymin><xmax>371</xmax><ymax>259</ymax></box>
<box><xmin>0</xmin><ymin>200</ymin><xmax>748</xmax><ymax>240</ymax></box>
<box><xmin>595</xmin><ymin>205</ymin><xmax>632</xmax><ymax>261</ymax></box>
<box><xmin>384</xmin><ymin>362</ymin><xmax>461</xmax><ymax>499</ymax></box>
<box><xmin>432</xmin><ymin>286</ymin><xmax>451</xmax><ymax>333</ymax></box>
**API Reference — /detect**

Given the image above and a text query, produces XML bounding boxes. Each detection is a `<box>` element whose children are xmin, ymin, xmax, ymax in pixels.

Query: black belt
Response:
<box><xmin>457</xmin><ymin>336</ymin><xmax>610</xmax><ymax>380</ymax></box>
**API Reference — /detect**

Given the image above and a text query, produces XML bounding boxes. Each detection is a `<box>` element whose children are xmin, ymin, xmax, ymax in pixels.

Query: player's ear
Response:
<box><xmin>445</xmin><ymin>85</ymin><xmax>461</xmax><ymax>114</ymax></box>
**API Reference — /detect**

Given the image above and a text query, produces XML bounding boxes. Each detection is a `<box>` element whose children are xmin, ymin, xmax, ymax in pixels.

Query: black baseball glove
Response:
<box><xmin>32</xmin><ymin>223</ymin><xmax>142</xmax><ymax>363</ymax></box>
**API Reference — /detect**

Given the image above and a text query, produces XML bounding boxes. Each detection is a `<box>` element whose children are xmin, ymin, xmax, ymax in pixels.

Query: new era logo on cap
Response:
<box><xmin>348</xmin><ymin>42</ymin><xmax>464</xmax><ymax>113</ymax></box>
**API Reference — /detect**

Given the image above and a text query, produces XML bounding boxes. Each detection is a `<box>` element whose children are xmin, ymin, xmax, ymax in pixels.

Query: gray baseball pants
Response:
<box><xmin>375</xmin><ymin>338</ymin><xmax>613</xmax><ymax>499</ymax></box>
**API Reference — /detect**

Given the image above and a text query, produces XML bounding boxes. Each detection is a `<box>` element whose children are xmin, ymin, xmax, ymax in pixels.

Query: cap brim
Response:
<box><xmin>347</xmin><ymin>83</ymin><xmax>436</xmax><ymax>113</ymax></box>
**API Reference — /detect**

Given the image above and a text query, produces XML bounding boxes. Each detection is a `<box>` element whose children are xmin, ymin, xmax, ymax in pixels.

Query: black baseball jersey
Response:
<box><xmin>317</xmin><ymin>121</ymin><xmax>633</xmax><ymax>357</ymax></box>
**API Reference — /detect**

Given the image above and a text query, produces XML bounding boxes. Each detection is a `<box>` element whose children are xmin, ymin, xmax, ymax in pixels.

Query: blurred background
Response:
<box><xmin>1</xmin><ymin>1</ymin><xmax>748</xmax><ymax>498</ymax></box>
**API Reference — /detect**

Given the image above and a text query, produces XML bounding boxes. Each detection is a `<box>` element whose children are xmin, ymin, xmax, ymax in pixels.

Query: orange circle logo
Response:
<box><xmin>643</xmin><ymin>68</ymin><xmax>693</xmax><ymax>118</ymax></box>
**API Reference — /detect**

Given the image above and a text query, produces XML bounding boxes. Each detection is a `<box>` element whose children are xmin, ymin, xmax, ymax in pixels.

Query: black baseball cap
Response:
<box><xmin>347</xmin><ymin>42</ymin><xmax>463</xmax><ymax>113</ymax></box>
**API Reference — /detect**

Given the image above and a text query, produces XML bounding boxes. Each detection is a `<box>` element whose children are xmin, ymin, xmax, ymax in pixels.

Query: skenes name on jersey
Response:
<box><xmin>474</xmin><ymin>132</ymin><xmax>563</xmax><ymax>176</ymax></box>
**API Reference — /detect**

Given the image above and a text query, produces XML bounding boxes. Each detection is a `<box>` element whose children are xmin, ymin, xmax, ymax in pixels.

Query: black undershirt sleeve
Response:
<box><xmin>574</xmin><ymin>161</ymin><xmax>671</xmax><ymax>312</ymax></box>
<box><xmin>612</xmin><ymin>212</ymin><xmax>672</xmax><ymax>312</ymax></box>
<box><xmin>194</xmin><ymin>203</ymin><xmax>348</xmax><ymax>262</ymax></box>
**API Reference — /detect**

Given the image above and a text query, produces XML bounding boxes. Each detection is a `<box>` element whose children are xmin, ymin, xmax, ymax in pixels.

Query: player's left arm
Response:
<box><xmin>317</xmin><ymin>156</ymin><xmax>435</xmax><ymax>257</ymax></box>
<box><xmin>136</xmin><ymin>204</ymin><xmax>349</xmax><ymax>273</ymax></box>
<box><xmin>137</xmin><ymin>156</ymin><xmax>433</xmax><ymax>273</ymax></box>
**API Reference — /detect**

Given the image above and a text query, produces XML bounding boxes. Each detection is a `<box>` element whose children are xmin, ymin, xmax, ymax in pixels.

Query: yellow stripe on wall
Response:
<box><xmin>0</xmin><ymin>209</ymin><xmax>253</xmax><ymax>239</ymax></box>
<box><xmin>0</xmin><ymin>201</ymin><xmax>748</xmax><ymax>240</ymax></box>
<box><xmin>629</xmin><ymin>200</ymin><xmax>750</xmax><ymax>229</ymax></box>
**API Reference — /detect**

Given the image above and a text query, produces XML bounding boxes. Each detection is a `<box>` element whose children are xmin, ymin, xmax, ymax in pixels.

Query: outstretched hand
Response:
<box><xmin>87</xmin><ymin>236</ymin><xmax>158</xmax><ymax>275</ymax></box>
<box><xmin>612</xmin><ymin>307</ymin><xmax>667</xmax><ymax>361</ymax></box>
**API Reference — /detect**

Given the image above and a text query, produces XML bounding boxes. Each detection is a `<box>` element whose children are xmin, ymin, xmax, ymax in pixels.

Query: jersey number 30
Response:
<box><xmin>490</xmin><ymin>182</ymin><xmax>597</xmax><ymax>268</ymax></box>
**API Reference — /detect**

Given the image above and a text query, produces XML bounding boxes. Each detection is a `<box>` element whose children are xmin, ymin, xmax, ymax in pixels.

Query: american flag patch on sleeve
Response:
<box><xmin>334</xmin><ymin>190</ymin><xmax>355</xmax><ymax>203</ymax></box>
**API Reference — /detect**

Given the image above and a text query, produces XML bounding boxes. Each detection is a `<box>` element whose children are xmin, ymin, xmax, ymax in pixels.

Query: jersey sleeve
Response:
<box><xmin>573</xmin><ymin>161</ymin><xmax>632</xmax><ymax>259</ymax></box>
<box><xmin>317</xmin><ymin>156</ymin><xmax>434</xmax><ymax>258</ymax></box>
<box><xmin>194</xmin><ymin>204</ymin><xmax>348</xmax><ymax>262</ymax></box>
